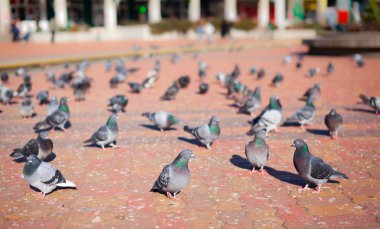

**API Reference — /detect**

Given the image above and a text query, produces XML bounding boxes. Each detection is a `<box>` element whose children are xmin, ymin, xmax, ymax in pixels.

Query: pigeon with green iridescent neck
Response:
<box><xmin>83</xmin><ymin>114</ymin><xmax>119</xmax><ymax>150</ymax></box>
<box><xmin>359</xmin><ymin>94</ymin><xmax>380</xmax><ymax>114</ymax></box>
<box><xmin>33</xmin><ymin>97</ymin><xmax>70</xmax><ymax>132</ymax></box>
<box><xmin>292</xmin><ymin>139</ymin><xmax>348</xmax><ymax>193</ymax></box>
<box><xmin>10</xmin><ymin>132</ymin><xmax>53</xmax><ymax>161</ymax></box>
<box><xmin>284</xmin><ymin>99</ymin><xmax>316</xmax><ymax>128</ymax></box>
<box><xmin>23</xmin><ymin>154</ymin><xmax>76</xmax><ymax>197</ymax></box>
<box><xmin>238</xmin><ymin>86</ymin><xmax>261</xmax><ymax>115</ymax></box>
<box><xmin>36</xmin><ymin>91</ymin><xmax>49</xmax><ymax>105</ymax></box>
<box><xmin>184</xmin><ymin>116</ymin><xmax>220</xmax><ymax>150</ymax></box>
<box><xmin>271</xmin><ymin>73</ymin><xmax>284</xmax><ymax>87</ymax></box>
<box><xmin>257</xmin><ymin>68</ymin><xmax>265</xmax><ymax>80</ymax></box>
<box><xmin>247</xmin><ymin>96</ymin><xmax>283</xmax><ymax>135</ymax></box>
<box><xmin>178</xmin><ymin>76</ymin><xmax>190</xmax><ymax>88</ymax></box>
<box><xmin>151</xmin><ymin>149</ymin><xmax>194</xmax><ymax>200</ymax></box>
<box><xmin>142</xmin><ymin>111</ymin><xmax>180</xmax><ymax>132</ymax></box>
<box><xmin>19</xmin><ymin>97</ymin><xmax>35</xmax><ymax>118</ymax></box>
<box><xmin>47</xmin><ymin>96</ymin><xmax>59</xmax><ymax>116</ymax></box>
<box><xmin>327</xmin><ymin>62</ymin><xmax>334</xmax><ymax>74</ymax></box>
<box><xmin>245</xmin><ymin>130</ymin><xmax>269</xmax><ymax>175</ymax></box>
<box><xmin>0</xmin><ymin>85</ymin><xmax>14</xmax><ymax>105</ymax></box>
<box><xmin>199</xmin><ymin>83</ymin><xmax>209</xmax><ymax>94</ymax></box>
<box><xmin>301</xmin><ymin>83</ymin><xmax>321</xmax><ymax>101</ymax></box>
<box><xmin>324</xmin><ymin>109</ymin><xmax>343</xmax><ymax>139</ymax></box>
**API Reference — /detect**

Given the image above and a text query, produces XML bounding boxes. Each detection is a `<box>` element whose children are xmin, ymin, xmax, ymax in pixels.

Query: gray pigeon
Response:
<box><xmin>33</xmin><ymin>97</ymin><xmax>70</xmax><ymax>132</ymax></box>
<box><xmin>19</xmin><ymin>97</ymin><xmax>35</xmax><ymax>118</ymax></box>
<box><xmin>306</xmin><ymin>68</ymin><xmax>320</xmax><ymax>77</ymax></box>
<box><xmin>47</xmin><ymin>96</ymin><xmax>59</xmax><ymax>116</ymax></box>
<box><xmin>238</xmin><ymin>87</ymin><xmax>261</xmax><ymax>115</ymax></box>
<box><xmin>83</xmin><ymin>114</ymin><xmax>119</xmax><ymax>150</ymax></box>
<box><xmin>128</xmin><ymin>82</ymin><xmax>143</xmax><ymax>93</ymax></box>
<box><xmin>354</xmin><ymin>54</ymin><xmax>365</xmax><ymax>67</ymax></box>
<box><xmin>292</xmin><ymin>139</ymin><xmax>348</xmax><ymax>193</ymax></box>
<box><xmin>302</xmin><ymin>83</ymin><xmax>321</xmax><ymax>101</ymax></box>
<box><xmin>108</xmin><ymin>95</ymin><xmax>128</xmax><ymax>113</ymax></box>
<box><xmin>284</xmin><ymin>99</ymin><xmax>316</xmax><ymax>128</ymax></box>
<box><xmin>142</xmin><ymin>111</ymin><xmax>180</xmax><ymax>132</ymax></box>
<box><xmin>151</xmin><ymin>149</ymin><xmax>194</xmax><ymax>200</ymax></box>
<box><xmin>245</xmin><ymin>130</ymin><xmax>269</xmax><ymax>175</ymax></box>
<box><xmin>198</xmin><ymin>83</ymin><xmax>209</xmax><ymax>94</ymax></box>
<box><xmin>247</xmin><ymin>96</ymin><xmax>282</xmax><ymax>135</ymax></box>
<box><xmin>161</xmin><ymin>81</ymin><xmax>180</xmax><ymax>101</ymax></box>
<box><xmin>327</xmin><ymin>62</ymin><xmax>334</xmax><ymax>74</ymax></box>
<box><xmin>36</xmin><ymin>91</ymin><xmax>49</xmax><ymax>105</ymax></box>
<box><xmin>10</xmin><ymin>132</ymin><xmax>53</xmax><ymax>161</ymax></box>
<box><xmin>184</xmin><ymin>116</ymin><xmax>220</xmax><ymax>150</ymax></box>
<box><xmin>359</xmin><ymin>94</ymin><xmax>380</xmax><ymax>114</ymax></box>
<box><xmin>324</xmin><ymin>109</ymin><xmax>343</xmax><ymax>139</ymax></box>
<box><xmin>0</xmin><ymin>85</ymin><xmax>14</xmax><ymax>105</ymax></box>
<box><xmin>23</xmin><ymin>154</ymin><xmax>76</xmax><ymax>197</ymax></box>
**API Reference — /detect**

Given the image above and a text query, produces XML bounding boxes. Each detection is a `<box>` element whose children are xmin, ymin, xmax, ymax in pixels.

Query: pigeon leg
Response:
<box><xmin>166</xmin><ymin>192</ymin><xmax>176</xmax><ymax>200</ymax></box>
<box><xmin>160</xmin><ymin>128</ymin><xmax>163</xmax><ymax>132</ymax></box>
<box><xmin>110</xmin><ymin>143</ymin><xmax>119</xmax><ymax>149</ymax></box>
<box><xmin>312</xmin><ymin>185</ymin><xmax>321</xmax><ymax>194</ymax></box>
<box><xmin>206</xmin><ymin>144</ymin><xmax>211</xmax><ymax>150</ymax></box>
<box><xmin>260</xmin><ymin>166</ymin><xmax>264</xmax><ymax>176</ymax></box>
<box><xmin>40</xmin><ymin>192</ymin><xmax>46</xmax><ymax>199</ymax></box>
<box><xmin>298</xmin><ymin>184</ymin><xmax>309</xmax><ymax>192</ymax></box>
<box><xmin>101</xmin><ymin>145</ymin><xmax>105</xmax><ymax>150</ymax></box>
<box><xmin>249</xmin><ymin>168</ymin><xmax>256</xmax><ymax>174</ymax></box>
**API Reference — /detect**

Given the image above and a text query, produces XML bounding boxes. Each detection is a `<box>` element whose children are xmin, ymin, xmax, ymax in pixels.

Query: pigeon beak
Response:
<box><xmin>191</xmin><ymin>155</ymin><xmax>195</xmax><ymax>159</ymax></box>
<box><xmin>291</xmin><ymin>144</ymin><xmax>295</xmax><ymax>147</ymax></box>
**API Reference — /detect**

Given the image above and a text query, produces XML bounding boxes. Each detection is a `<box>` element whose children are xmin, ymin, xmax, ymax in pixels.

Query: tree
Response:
<box><xmin>363</xmin><ymin>0</ymin><xmax>380</xmax><ymax>30</ymax></box>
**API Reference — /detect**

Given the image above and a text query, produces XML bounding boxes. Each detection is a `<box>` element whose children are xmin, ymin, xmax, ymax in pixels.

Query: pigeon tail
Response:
<box><xmin>56</xmin><ymin>180</ymin><xmax>76</xmax><ymax>188</ymax></box>
<box><xmin>83</xmin><ymin>138</ymin><xmax>93</xmax><ymax>144</ymax></box>
<box><xmin>33</xmin><ymin>120</ymin><xmax>52</xmax><ymax>132</ymax></box>
<box><xmin>331</xmin><ymin>171</ymin><xmax>349</xmax><ymax>180</ymax></box>
<box><xmin>184</xmin><ymin>126</ymin><xmax>193</xmax><ymax>134</ymax></box>
<box><xmin>141</xmin><ymin>112</ymin><xmax>150</xmax><ymax>118</ymax></box>
<box><xmin>10</xmin><ymin>149</ymin><xmax>24</xmax><ymax>159</ymax></box>
<box><xmin>150</xmin><ymin>182</ymin><xmax>160</xmax><ymax>192</ymax></box>
<box><xmin>359</xmin><ymin>94</ymin><xmax>371</xmax><ymax>105</ymax></box>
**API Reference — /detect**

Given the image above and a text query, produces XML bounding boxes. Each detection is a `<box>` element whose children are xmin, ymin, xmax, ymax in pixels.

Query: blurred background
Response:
<box><xmin>0</xmin><ymin>0</ymin><xmax>379</xmax><ymax>43</ymax></box>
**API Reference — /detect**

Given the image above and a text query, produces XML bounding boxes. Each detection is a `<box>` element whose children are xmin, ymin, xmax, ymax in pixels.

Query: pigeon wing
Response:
<box><xmin>310</xmin><ymin>156</ymin><xmax>334</xmax><ymax>180</ymax></box>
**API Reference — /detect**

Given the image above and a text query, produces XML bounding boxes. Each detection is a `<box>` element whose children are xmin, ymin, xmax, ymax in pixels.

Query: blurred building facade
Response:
<box><xmin>0</xmin><ymin>0</ymin><xmax>375</xmax><ymax>36</ymax></box>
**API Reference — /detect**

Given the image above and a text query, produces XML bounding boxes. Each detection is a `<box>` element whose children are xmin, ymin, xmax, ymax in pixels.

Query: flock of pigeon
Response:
<box><xmin>0</xmin><ymin>51</ymin><xmax>379</xmax><ymax>201</ymax></box>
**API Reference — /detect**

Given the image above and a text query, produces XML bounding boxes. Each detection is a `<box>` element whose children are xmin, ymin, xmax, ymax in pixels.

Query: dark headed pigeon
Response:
<box><xmin>10</xmin><ymin>132</ymin><xmax>53</xmax><ymax>161</ymax></box>
<box><xmin>36</xmin><ymin>91</ymin><xmax>49</xmax><ymax>105</ymax></box>
<box><xmin>324</xmin><ymin>109</ymin><xmax>343</xmax><ymax>139</ymax></box>
<box><xmin>245</xmin><ymin>130</ymin><xmax>269</xmax><ymax>175</ymax></box>
<box><xmin>199</xmin><ymin>83</ymin><xmax>209</xmax><ymax>94</ymax></box>
<box><xmin>178</xmin><ymin>76</ymin><xmax>190</xmax><ymax>88</ymax></box>
<box><xmin>108</xmin><ymin>95</ymin><xmax>128</xmax><ymax>113</ymax></box>
<box><xmin>161</xmin><ymin>81</ymin><xmax>180</xmax><ymax>101</ymax></box>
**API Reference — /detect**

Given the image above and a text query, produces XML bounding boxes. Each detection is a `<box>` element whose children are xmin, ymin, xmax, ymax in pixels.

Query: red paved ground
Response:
<box><xmin>0</xmin><ymin>43</ymin><xmax>379</xmax><ymax>228</ymax></box>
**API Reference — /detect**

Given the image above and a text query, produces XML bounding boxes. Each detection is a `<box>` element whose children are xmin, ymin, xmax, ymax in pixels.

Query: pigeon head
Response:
<box><xmin>315</xmin><ymin>83</ymin><xmax>321</xmax><ymax>89</ymax></box>
<box><xmin>291</xmin><ymin>139</ymin><xmax>309</xmax><ymax>153</ymax></box>
<box><xmin>174</xmin><ymin>149</ymin><xmax>195</xmax><ymax>168</ymax></box>
<box><xmin>50</xmin><ymin>96</ymin><xmax>57</xmax><ymax>103</ymax></box>
<box><xmin>253</xmin><ymin>87</ymin><xmax>261</xmax><ymax>99</ymax></box>
<box><xmin>58</xmin><ymin>97</ymin><xmax>69</xmax><ymax>113</ymax></box>
<box><xmin>38</xmin><ymin>131</ymin><xmax>49</xmax><ymax>139</ymax></box>
<box><xmin>5</xmin><ymin>89</ymin><xmax>13</xmax><ymax>98</ymax></box>
<box><xmin>22</xmin><ymin>97</ymin><xmax>32</xmax><ymax>106</ymax></box>
<box><xmin>255</xmin><ymin>130</ymin><xmax>267</xmax><ymax>140</ymax></box>
<box><xmin>209</xmin><ymin>116</ymin><xmax>220</xmax><ymax>126</ymax></box>
<box><xmin>24</xmin><ymin>154</ymin><xmax>42</xmax><ymax>175</ymax></box>
<box><xmin>329</xmin><ymin>109</ymin><xmax>337</xmax><ymax>115</ymax></box>
<box><xmin>269</xmin><ymin>96</ymin><xmax>282</xmax><ymax>110</ymax></box>
<box><xmin>107</xmin><ymin>114</ymin><xmax>118</xmax><ymax>129</ymax></box>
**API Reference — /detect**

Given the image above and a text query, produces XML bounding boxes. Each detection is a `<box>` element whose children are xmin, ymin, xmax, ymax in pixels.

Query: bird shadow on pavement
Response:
<box><xmin>177</xmin><ymin>137</ymin><xmax>202</xmax><ymax>147</ymax></box>
<box><xmin>230</xmin><ymin>154</ymin><xmax>252</xmax><ymax>170</ymax></box>
<box><xmin>264</xmin><ymin>166</ymin><xmax>305</xmax><ymax>187</ymax></box>
<box><xmin>139</xmin><ymin>124</ymin><xmax>177</xmax><ymax>132</ymax></box>
<box><xmin>344</xmin><ymin>107</ymin><xmax>375</xmax><ymax>114</ymax></box>
<box><xmin>306</xmin><ymin>128</ymin><xmax>330</xmax><ymax>136</ymax></box>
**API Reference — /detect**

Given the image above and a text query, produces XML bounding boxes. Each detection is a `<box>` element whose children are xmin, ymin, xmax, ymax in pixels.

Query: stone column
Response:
<box><xmin>148</xmin><ymin>0</ymin><xmax>161</xmax><ymax>23</ymax></box>
<box><xmin>54</xmin><ymin>0</ymin><xmax>67</xmax><ymax>28</ymax></box>
<box><xmin>275</xmin><ymin>0</ymin><xmax>286</xmax><ymax>30</ymax></box>
<box><xmin>104</xmin><ymin>0</ymin><xmax>117</xmax><ymax>30</ymax></box>
<box><xmin>188</xmin><ymin>0</ymin><xmax>200</xmax><ymax>22</ymax></box>
<box><xmin>258</xmin><ymin>0</ymin><xmax>270</xmax><ymax>29</ymax></box>
<box><xmin>0</xmin><ymin>0</ymin><xmax>11</xmax><ymax>36</ymax></box>
<box><xmin>317</xmin><ymin>0</ymin><xmax>327</xmax><ymax>25</ymax></box>
<box><xmin>39</xmin><ymin>0</ymin><xmax>47</xmax><ymax>20</ymax></box>
<box><xmin>224</xmin><ymin>0</ymin><xmax>237</xmax><ymax>22</ymax></box>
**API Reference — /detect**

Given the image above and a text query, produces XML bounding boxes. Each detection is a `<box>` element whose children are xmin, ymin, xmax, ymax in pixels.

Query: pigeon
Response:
<box><xmin>110</xmin><ymin>77</ymin><xmax>119</xmax><ymax>88</ymax></box>
<box><xmin>161</xmin><ymin>81</ymin><xmax>180</xmax><ymax>101</ymax></box>
<box><xmin>36</xmin><ymin>91</ymin><xmax>49</xmax><ymax>105</ymax></box>
<box><xmin>271</xmin><ymin>73</ymin><xmax>284</xmax><ymax>87</ymax></box>
<box><xmin>23</xmin><ymin>154</ymin><xmax>76</xmax><ymax>197</ymax></box>
<box><xmin>245</xmin><ymin>130</ymin><xmax>269</xmax><ymax>175</ymax></box>
<box><xmin>16</xmin><ymin>75</ymin><xmax>32</xmax><ymax>97</ymax></box>
<box><xmin>1</xmin><ymin>72</ymin><xmax>9</xmax><ymax>84</ymax></box>
<box><xmin>198</xmin><ymin>69</ymin><xmax>206</xmax><ymax>80</ymax></box>
<box><xmin>150</xmin><ymin>149</ymin><xmax>194</xmax><ymax>200</ymax></box>
<box><xmin>46</xmin><ymin>71</ymin><xmax>56</xmax><ymax>82</ymax></box>
<box><xmin>108</xmin><ymin>95</ymin><xmax>128</xmax><ymax>113</ymax></box>
<box><xmin>354</xmin><ymin>54</ymin><xmax>365</xmax><ymax>67</ymax></box>
<box><xmin>302</xmin><ymin>83</ymin><xmax>321</xmax><ymax>101</ymax></box>
<box><xmin>247</xmin><ymin>95</ymin><xmax>283</xmax><ymax>135</ymax></box>
<box><xmin>249</xmin><ymin>66</ymin><xmax>258</xmax><ymax>75</ymax></box>
<box><xmin>15</xmin><ymin>67</ymin><xmax>26</xmax><ymax>77</ymax></box>
<box><xmin>306</xmin><ymin>67</ymin><xmax>320</xmax><ymax>77</ymax></box>
<box><xmin>142</xmin><ymin>70</ymin><xmax>158</xmax><ymax>89</ymax></box>
<box><xmin>128</xmin><ymin>82</ymin><xmax>143</xmax><ymax>93</ymax></box>
<box><xmin>33</xmin><ymin>97</ymin><xmax>70</xmax><ymax>132</ymax></box>
<box><xmin>83</xmin><ymin>114</ymin><xmax>119</xmax><ymax>150</ymax></box>
<box><xmin>19</xmin><ymin>97</ymin><xmax>35</xmax><ymax>118</ymax></box>
<box><xmin>238</xmin><ymin>86</ymin><xmax>261</xmax><ymax>115</ymax></box>
<box><xmin>257</xmin><ymin>68</ymin><xmax>265</xmax><ymax>80</ymax></box>
<box><xmin>283</xmin><ymin>55</ymin><xmax>292</xmax><ymax>65</ymax></box>
<box><xmin>178</xmin><ymin>76</ymin><xmax>190</xmax><ymax>88</ymax></box>
<box><xmin>142</xmin><ymin>111</ymin><xmax>180</xmax><ymax>132</ymax></box>
<box><xmin>215</xmin><ymin>72</ymin><xmax>228</xmax><ymax>85</ymax></box>
<box><xmin>284</xmin><ymin>99</ymin><xmax>316</xmax><ymax>128</ymax></box>
<box><xmin>184</xmin><ymin>116</ymin><xmax>220</xmax><ymax>150</ymax></box>
<box><xmin>71</xmin><ymin>76</ymin><xmax>91</xmax><ymax>101</ymax></box>
<box><xmin>324</xmin><ymin>109</ymin><xmax>343</xmax><ymax>139</ymax></box>
<box><xmin>199</xmin><ymin>83</ymin><xmax>209</xmax><ymax>94</ymax></box>
<box><xmin>359</xmin><ymin>94</ymin><xmax>380</xmax><ymax>114</ymax></box>
<box><xmin>154</xmin><ymin>60</ymin><xmax>161</xmax><ymax>72</ymax></box>
<box><xmin>0</xmin><ymin>85</ymin><xmax>14</xmax><ymax>104</ymax></box>
<box><xmin>171</xmin><ymin>53</ymin><xmax>180</xmax><ymax>64</ymax></box>
<box><xmin>47</xmin><ymin>96</ymin><xmax>59</xmax><ymax>116</ymax></box>
<box><xmin>292</xmin><ymin>139</ymin><xmax>348</xmax><ymax>193</ymax></box>
<box><xmin>327</xmin><ymin>62</ymin><xmax>334</xmax><ymax>74</ymax></box>
<box><xmin>230</xmin><ymin>64</ymin><xmax>240</xmax><ymax>79</ymax></box>
<box><xmin>296</xmin><ymin>61</ymin><xmax>302</xmax><ymax>70</ymax></box>
<box><xmin>10</xmin><ymin>132</ymin><xmax>53</xmax><ymax>161</ymax></box>
<box><xmin>59</xmin><ymin>71</ymin><xmax>74</xmax><ymax>84</ymax></box>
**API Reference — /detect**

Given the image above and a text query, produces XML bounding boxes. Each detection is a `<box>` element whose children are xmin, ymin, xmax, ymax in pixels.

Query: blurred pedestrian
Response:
<box><xmin>221</xmin><ymin>19</ymin><xmax>231</xmax><ymax>38</ymax></box>
<box><xmin>50</xmin><ymin>18</ymin><xmax>57</xmax><ymax>43</ymax></box>
<box><xmin>195</xmin><ymin>19</ymin><xmax>204</xmax><ymax>42</ymax></box>
<box><xmin>10</xmin><ymin>18</ymin><xmax>20</xmax><ymax>42</ymax></box>
<box><xmin>203</xmin><ymin>20</ymin><xmax>215</xmax><ymax>44</ymax></box>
